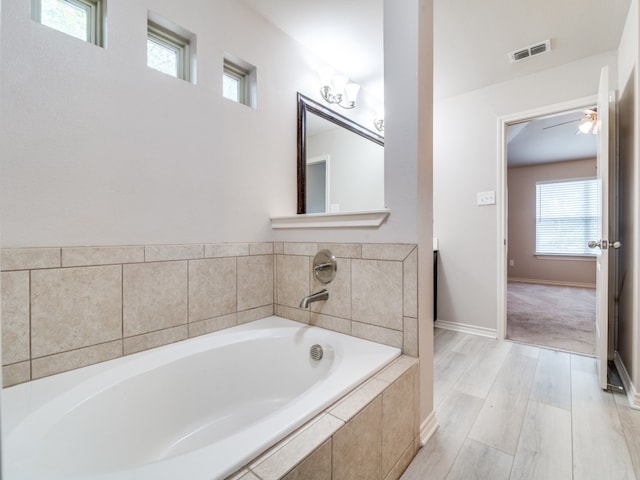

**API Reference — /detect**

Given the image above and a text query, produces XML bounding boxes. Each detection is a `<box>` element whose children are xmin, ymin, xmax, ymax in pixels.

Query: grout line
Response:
<box><xmin>234</xmin><ymin>256</ymin><xmax>238</xmax><ymax>325</ymax></box>
<box><xmin>29</xmin><ymin>269</ymin><xmax>33</xmax><ymax>381</ymax></box>
<box><xmin>121</xmin><ymin>264</ymin><xmax>124</xmax><ymax>356</ymax></box>
<box><xmin>187</xmin><ymin>259</ymin><xmax>191</xmax><ymax>327</ymax></box>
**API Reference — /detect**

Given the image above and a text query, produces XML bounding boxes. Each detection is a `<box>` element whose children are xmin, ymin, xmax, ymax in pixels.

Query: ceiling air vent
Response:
<box><xmin>508</xmin><ymin>40</ymin><xmax>551</xmax><ymax>63</ymax></box>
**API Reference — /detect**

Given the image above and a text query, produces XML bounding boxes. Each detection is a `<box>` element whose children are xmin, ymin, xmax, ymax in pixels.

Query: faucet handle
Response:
<box><xmin>313</xmin><ymin>250</ymin><xmax>337</xmax><ymax>284</ymax></box>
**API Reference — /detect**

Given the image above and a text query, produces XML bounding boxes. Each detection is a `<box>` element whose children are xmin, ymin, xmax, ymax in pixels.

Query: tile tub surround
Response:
<box><xmin>229</xmin><ymin>355</ymin><xmax>420</xmax><ymax>480</ymax></box>
<box><xmin>0</xmin><ymin>242</ymin><xmax>418</xmax><ymax>387</ymax></box>
<box><xmin>274</xmin><ymin>242</ymin><xmax>418</xmax><ymax>356</ymax></box>
<box><xmin>0</xmin><ymin>244</ymin><xmax>275</xmax><ymax>386</ymax></box>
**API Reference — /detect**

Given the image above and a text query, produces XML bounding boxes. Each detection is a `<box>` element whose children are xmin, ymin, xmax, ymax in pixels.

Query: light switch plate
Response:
<box><xmin>477</xmin><ymin>191</ymin><xmax>496</xmax><ymax>206</ymax></box>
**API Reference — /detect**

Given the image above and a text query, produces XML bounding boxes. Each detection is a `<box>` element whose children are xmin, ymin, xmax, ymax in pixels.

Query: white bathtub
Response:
<box><xmin>2</xmin><ymin>316</ymin><xmax>400</xmax><ymax>480</ymax></box>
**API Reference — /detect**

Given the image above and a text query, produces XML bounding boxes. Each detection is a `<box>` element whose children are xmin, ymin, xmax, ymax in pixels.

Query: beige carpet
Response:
<box><xmin>507</xmin><ymin>282</ymin><xmax>596</xmax><ymax>355</ymax></box>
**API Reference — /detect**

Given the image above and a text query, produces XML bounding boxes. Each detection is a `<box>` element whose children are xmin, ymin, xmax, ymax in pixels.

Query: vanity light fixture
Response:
<box><xmin>320</xmin><ymin>73</ymin><xmax>360</xmax><ymax>109</ymax></box>
<box><xmin>373</xmin><ymin>107</ymin><xmax>385</xmax><ymax>132</ymax></box>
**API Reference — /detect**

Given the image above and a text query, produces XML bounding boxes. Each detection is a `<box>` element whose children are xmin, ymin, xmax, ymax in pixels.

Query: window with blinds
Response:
<box><xmin>535</xmin><ymin>178</ymin><xmax>599</xmax><ymax>256</ymax></box>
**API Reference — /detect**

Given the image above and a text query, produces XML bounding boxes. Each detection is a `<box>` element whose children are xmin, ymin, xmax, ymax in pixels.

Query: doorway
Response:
<box><xmin>498</xmin><ymin>97</ymin><xmax>601</xmax><ymax>355</ymax></box>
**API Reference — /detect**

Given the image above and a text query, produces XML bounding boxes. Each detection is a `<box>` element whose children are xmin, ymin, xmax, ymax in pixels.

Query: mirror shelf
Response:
<box><xmin>271</xmin><ymin>209</ymin><xmax>390</xmax><ymax>229</ymax></box>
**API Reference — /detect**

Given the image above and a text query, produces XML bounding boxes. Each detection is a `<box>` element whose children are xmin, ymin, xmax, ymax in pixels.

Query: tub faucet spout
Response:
<box><xmin>299</xmin><ymin>289</ymin><xmax>329</xmax><ymax>309</ymax></box>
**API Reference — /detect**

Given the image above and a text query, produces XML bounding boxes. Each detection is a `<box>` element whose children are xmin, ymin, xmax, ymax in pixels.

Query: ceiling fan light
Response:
<box><xmin>578</xmin><ymin>121</ymin><xmax>593</xmax><ymax>134</ymax></box>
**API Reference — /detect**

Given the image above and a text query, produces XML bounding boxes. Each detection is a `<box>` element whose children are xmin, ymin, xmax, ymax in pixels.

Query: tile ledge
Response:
<box><xmin>270</xmin><ymin>209</ymin><xmax>390</xmax><ymax>229</ymax></box>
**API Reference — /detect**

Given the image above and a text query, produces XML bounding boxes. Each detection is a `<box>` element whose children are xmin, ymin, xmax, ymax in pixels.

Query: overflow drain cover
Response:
<box><xmin>310</xmin><ymin>344</ymin><xmax>323</xmax><ymax>361</ymax></box>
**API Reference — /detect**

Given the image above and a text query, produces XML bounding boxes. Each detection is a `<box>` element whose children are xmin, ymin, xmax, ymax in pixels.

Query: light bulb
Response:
<box><xmin>332</xmin><ymin>74</ymin><xmax>349</xmax><ymax>94</ymax></box>
<box><xmin>344</xmin><ymin>83</ymin><xmax>360</xmax><ymax>103</ymax></box>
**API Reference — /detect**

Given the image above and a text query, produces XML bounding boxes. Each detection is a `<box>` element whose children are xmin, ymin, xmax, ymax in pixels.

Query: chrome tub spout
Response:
<box><xmin>299</xmin><ymin>289</ymin><xmax>329</xmax><ymax>309</ymax></box>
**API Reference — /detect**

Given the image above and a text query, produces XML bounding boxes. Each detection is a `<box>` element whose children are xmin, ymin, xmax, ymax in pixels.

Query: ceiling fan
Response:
<box><xmin>542</xmin><ymin>108</ymin><xmax>598</xmax><ymax>135</ymax></box>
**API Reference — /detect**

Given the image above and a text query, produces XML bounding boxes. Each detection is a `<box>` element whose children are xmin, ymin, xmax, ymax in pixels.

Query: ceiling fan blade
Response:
<box><xmin>542</xmin><ymin>119</ymin><xmax>580</xmax><ymax>130</ymax></box>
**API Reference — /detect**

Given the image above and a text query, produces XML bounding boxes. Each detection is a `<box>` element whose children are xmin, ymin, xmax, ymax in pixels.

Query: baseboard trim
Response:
<box><xmin>508</xmin><ymin>277</ymin><xmax>596</xmax><ymax>289</ymax></box>
<box><xmin>435</xmin><ymin>319</ymin><xmax>497</xmax><ymax>339</ymax></box>
<box><xmin>614</xmin><ymin>351</ymin><xmax>640</xmax><ymax>410</ymax></box>
<box><xmin>419</xmin><ymin>410</ymin><xmax>439</xmax><ymax>446</ymax></box>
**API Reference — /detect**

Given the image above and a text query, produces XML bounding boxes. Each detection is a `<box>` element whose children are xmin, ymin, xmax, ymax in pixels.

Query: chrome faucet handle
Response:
<box><xmin>313</xmin><ymin>250</ymin><xmax>337</xmax><ymax>284</ymax></box>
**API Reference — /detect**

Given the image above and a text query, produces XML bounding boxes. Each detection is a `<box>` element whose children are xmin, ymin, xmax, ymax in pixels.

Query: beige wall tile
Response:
<box><xmin>123</xmin><ymin>261</ymin><xmax>187</xmax><ymax>337</ymax></box>
<box><xmin>238</xmin><ymin>255</ymin><xmax>273</xmax><ymax>311</ymax></box>
<box><xmin>188</xmin><ymin>313</ymin><xmax>237</xmax><ymax>338</ymax></box>
<box><xmin>352</xmin><ymin>259</ymin><xmax>403</xmax><ymax>330</ymax></box>
<box><xmin>144</xmin><ymin>244</ymin><xmax>204</xmax><ymax>262</ymax></box>
<box><xmin>1</xmin><ymin>271</ymin><xmax>30</xmax><ymax>364</ymax></box>
<box><xmin>1</xmin><ymin>248</ymin><xmax>60</xmax><ymax>271</ymax></box>
<box><xmin>362</xmin><ymin>244</ymin><xmax>416</xmax><ymax>261</ymax></box>
<box><xmin>283</xmin><ymin>439</ymin><xmax>332</xmax><ymax>480</ymax></box>
<box><xmin>376</xmin><ymin>356</ymin><xmax>418</xmax><ymax>384</ymax></box>
<box><xmin>383</xmin><ymin>438</ymin><xmax>419</xmax><ymax>480</ymax></box>
<box><xmin>284</xmin><ymin>243</ymin><xmax>318</xmax><ymax>256</ymax></box>
<box><xmin>352</xmin><ymin>321</ymin><xmax>403</xmax><ymax>349</ymax></box>
<box><xmin>238</xmin><ymin>305</ymin><xmax>274</xmax><ymax>325</ymax></box>
<box><xmin>3</xmin><ymin>361</ymin><xmax>30</xmax><ymax>387</ymax></box>
<box><xmin>123</xmin><ymin>325</ymin><xmax>188</xmax><ymax>355</ymax></box>
<box><xmin>274</xmin><ymin>242</ymin><xmax>284</xmax><ymax>254</ymax></box>
<box><xmin>227</xmin><ymin>470</ymin><xmax>260</xmax><ymax>480</ymax></box>
<box><xmin>311</xmin><ymin>258</ymin><xmax>351</xmax><ymax>319</ymax></box>
<box><xmin>276</xmin><ymin>255</ymin><xmax>309</xmax><ymax>308</ymax></box>
<box><xmin>250</xmin><ymin>243</ymin><xmax>274</xmax><ymax>255</ymax></box>
<box><xmin>32</xmin><ymin>265</ymin><xmax>122</xmax><ymax>357</ymax></box>
<box><xmin>330</xmin><ymin>379</ymin><xmax>388</xmax><ymax>422</ymax></box>
<box><xmin>32</xmin><ymin>340</ymin><xmax>122</xmax><ymax>379</ymax></box>
<box><xmin>276</xmin><ymin>304</ymin><xmax>310</xmax><ymax>324</ymax></box>
<box><xmin>318</xmin><ymin>243</ymin><xmax>362</xmax><ymax>259</ymax></box>
<box><xmin>205</xmin><ymin>243</ymin><xmax>249</xmax><ymax>258</ymax></box>
<box><xmin>252</xmin><ymin>414</ymin><xmax>343</xmax><ymax>480</ymax></box>
<box><xmin>61</xmin><ymin>246</ymin><xmax>144</xmax><ymax>267</ymax></box>
<box><xmin>309</xmin><ymin>313</ymin><xmax>351</xmax><ymax>335</ymax></box>
<box><xmin>403</xmin><ymin>248</ymin><xmax>418</xmax><ymax>318</ymax></box>
<box><xmin>382</xmin><ymin>366</ymin><xmax>417</xmax><ymax>476</ymax></box>
<box><xmin>332</xmin><ymin>396</ymin><xmax>382</xmax><ymax>480</ymax></box>
<box><xmin>403</xmin><ymin>317</ymin><xmax>419</xmax><ymax>357</ymax></box>
<box><xmin>188</xmin><ymin>258</ymin><xmax>236</xmax><ymax>322</ymax></box>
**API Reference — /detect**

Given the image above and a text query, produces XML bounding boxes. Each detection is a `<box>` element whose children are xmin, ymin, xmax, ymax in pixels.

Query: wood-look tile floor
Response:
<box><xmin>401</xmin><ymin>328</ymin><xmax>640</xmax><ymax>480</ymax></box>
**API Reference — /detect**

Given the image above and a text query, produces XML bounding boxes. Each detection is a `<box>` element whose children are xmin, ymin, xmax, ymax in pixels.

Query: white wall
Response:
<box><xmin>0</xmin><ymin>0</ymin><xmax>382</xmax><ymax>247</ymax></box>
<box><xmin>434</xmin><ymin>51</ymin><xmax>618</xmax><ymax>332</ymax></box>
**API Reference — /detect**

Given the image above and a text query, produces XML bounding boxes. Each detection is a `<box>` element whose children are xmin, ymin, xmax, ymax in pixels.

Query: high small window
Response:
<box><xmin>146</xmin><ymin>12</ymin><xmax>196</xmax><ymax>83</ymax></box>
<box><xmin>32</xmin><ymin>0</ymin><xmax>103</xmax><ymax>46</ymax></box>
<box><xmin>223</xmin><ymin>62</ymin><xmax>247</xmax><ymax>104</ymax></box>
<box><xmin>535</xmin><ymin>178</ymin><xmax>599</xmax><ymax>256</ymax></box>
<box><xmin>147</xmin><ymin>22</ymin><xmax>190</xmax><ymax>81</ymax></box>
<box><xmin>223</xmin><ymin>56</ymin><xmax>257</xmax><ymax>108</ymax></box>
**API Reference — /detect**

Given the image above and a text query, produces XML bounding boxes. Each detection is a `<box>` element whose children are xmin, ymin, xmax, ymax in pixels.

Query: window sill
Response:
<box><xmin>534</xmin><ymin>254</ymin><xmax>596</xmax><ymax>262</ymax></box>
<box><xmin>270</xmin><ymin>209</ymin><xmax>390</xmax><ymax>229</ymax></box>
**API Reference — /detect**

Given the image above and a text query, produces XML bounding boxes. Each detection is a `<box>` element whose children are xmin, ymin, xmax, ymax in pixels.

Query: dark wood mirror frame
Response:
<box><xmin>297</xmin><ymin>92</ymin><xmax>384</xmax><ymax>214</ymax></box>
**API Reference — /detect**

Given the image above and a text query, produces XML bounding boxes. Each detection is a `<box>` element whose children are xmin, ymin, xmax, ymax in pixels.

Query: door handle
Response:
<box><xmin>588</xmin><ymin>240</ymin><xmax>622</xmax><ymax>250</ymax></box>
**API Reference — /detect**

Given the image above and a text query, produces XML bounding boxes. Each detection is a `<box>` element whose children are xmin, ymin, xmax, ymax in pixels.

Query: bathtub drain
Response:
<box><xmin>310</xmin><ymin>344</ymin><xmax>324</xmax><ymax>361</ymax></box>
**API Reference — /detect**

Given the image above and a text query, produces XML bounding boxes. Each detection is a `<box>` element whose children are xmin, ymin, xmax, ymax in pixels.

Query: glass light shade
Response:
<box><xmin>332</xmin><ymin>74</ymin><xmax>349</xmax><ymax>94</ymax></box>
<box><xmin>344</xmin><ymin>83</ymin><xmax>361</xmax><ymax>103</ymax></box>
<box><xmin>578</xmin><ymin>121</ymin><xmax>593</xmax><ymax>134</ymax></box>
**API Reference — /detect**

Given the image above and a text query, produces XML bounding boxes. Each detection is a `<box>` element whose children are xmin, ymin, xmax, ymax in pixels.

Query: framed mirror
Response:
<box><xmin>297</xmin><ymin>93</ymin><xmax>384</xmax><ymax>214</ymax></box>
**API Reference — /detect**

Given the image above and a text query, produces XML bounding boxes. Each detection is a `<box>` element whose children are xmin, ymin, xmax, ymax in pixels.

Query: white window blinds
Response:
<box><xmin>535</xmin><ymin>178</ymin><xmax>599</xmax><ymax>256</ymax></box>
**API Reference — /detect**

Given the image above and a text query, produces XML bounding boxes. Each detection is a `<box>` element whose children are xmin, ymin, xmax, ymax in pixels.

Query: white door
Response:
<box><xmin>591</xmin><ymin>66</ymin><xmax>611</xmax><ymax>390</ymax></box>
